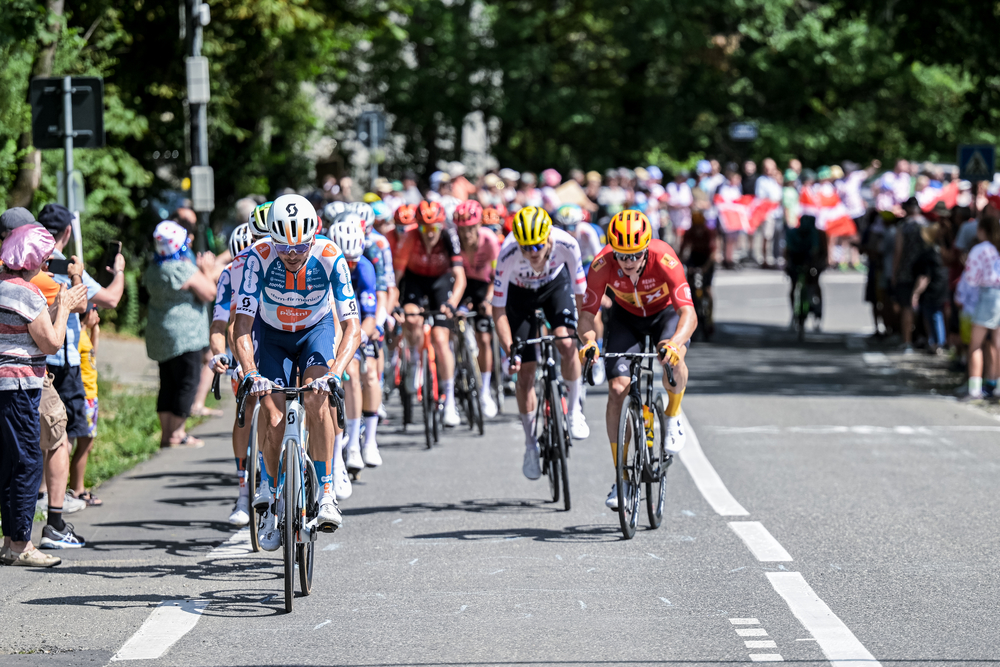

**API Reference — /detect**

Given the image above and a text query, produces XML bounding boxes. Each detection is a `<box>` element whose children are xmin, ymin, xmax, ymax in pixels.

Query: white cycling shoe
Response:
<box><xmin>251</xmin><ymin>481</ymin><xmax>272</xmax><ymax>512</ymax></box>
<box><xmin>481</xmin><ymin>393</ymin><xmax>498</xmax><ymax>419</ymax></box>
<box><xmin>665</xmin><ymin>416</ymin><xmax>687</xmax><ymax>454</ymax></box>
<box><xmin>317</xmin><ymin>495</ymin><xmax>342</xmax><ymax>531</ymax></box>
<box><xmin>377</xmin><ymin>402</ymin><xmax>387</xmax><ymax>420</ymax></box>
<box><xmin>257</xmin><ymin>508</ymin><xmax>281</xmax><ymax>552</ymax></box>
<box><xmin>334</xmin><ymin>464</ymin><xmax>352</xmax><ymax>501</ymax></box>
<box><xmin>228</xmin><ymin>496</ymin><xmax>249</xmax><ymax>527</ymax></box>
<box><xmin>522</xmin><ymin>444</ymin><xmax>541</xmax><ymax>480</ymax></box>
<box><xmin>567</xmin><ymin>411</ymin><xmax>591</xmax><ymax>440</ymax></box>
<box><xmin>443</xmin><ymin>404</ymin><xmax>461</xmax><ymax>427</ymax></box>
<box><xmin>345</xmin><ymin>445</ymin><xmax>365</xmax><ymax>472</ymax></box>
<box><xmin>605</xmin><ymin>484</ymin><xmax>618</xmax><ymax>510</ymax></box>
<box><xmin>362</xmin><ymin>442</ymin><xmax>382</xmax><ymax>467</ymax></box>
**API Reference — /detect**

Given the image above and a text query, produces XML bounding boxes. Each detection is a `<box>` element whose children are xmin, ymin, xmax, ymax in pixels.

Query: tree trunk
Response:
<box><xmin>8</xmin><ymin>0</ymin><xmax>65</xmax><ymax>209</ymax></box>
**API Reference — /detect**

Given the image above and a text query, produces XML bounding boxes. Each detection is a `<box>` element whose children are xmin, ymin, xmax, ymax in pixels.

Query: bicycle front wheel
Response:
<box><xmin>646</xmin><ymin>394</ymin><xmax>670</xmax><ymax>529</ymax></box>
<box><xmin>616</xmin><ymin>396</ymin><xmax>642</xmax><ymax>539</ymax></box>
<box><xmin>491</xmin><ymin>331</ymin><xmax>504</xmax><ymax>414</ymax></box>
<box><xmin>247</xmin><ymin>405</ymin><xmax>261</xmax><ymax>553</ymax></box>
<box><xmin>422</xmin><ymin>352</ymin><xmax>433</xmax><ymax>449</ymax></box>
<box><xmin>282</xmin><ymin>441</ymin><xmax>297</xmax><ymax>613</ymax></box>
<box><xmin>548</xmin><ymin>380</ymin><xmax>570</xmax><ymax>511</ymax></box>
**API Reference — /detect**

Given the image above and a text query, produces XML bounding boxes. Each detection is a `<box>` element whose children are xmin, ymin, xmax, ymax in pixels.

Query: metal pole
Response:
<box><xmin>189</xmin><ymin>0</ymin><xmax>207</xmax><ymax>252</ymax></box>
<box><xmin>63</xmin><ymin>76</ymin><xmax>83</xmax><ymax>260</ymax></box>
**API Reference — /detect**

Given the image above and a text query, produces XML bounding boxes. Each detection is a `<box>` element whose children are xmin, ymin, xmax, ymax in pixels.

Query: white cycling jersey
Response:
<box><xmin>574</xmin><ymin>224</ymin><xmax>602</xmax><ymax>263</ymax></box>
<box><xmin>492</xmin><ymin>226</ymin><xmax>586</xmax><ymax>307</ymax></box>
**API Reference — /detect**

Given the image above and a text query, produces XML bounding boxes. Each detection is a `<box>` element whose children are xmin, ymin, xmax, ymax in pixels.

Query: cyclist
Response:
<box><xmin>233</xmin><ymin>194</ymin><xmax>361</xmax><ymax>550</ymax></box>
<box><xmin>394</xmin><ymin>200</ymin><xmax>466</xmax><ymax>426</ymax></box>
<box><xmin>454</xmin><ymin>199</ymin><xmax>501</xmax><ymax>418</ymax></box>
<box><xmin>555</xmin><ymin>204</ymin><xmax>602</xmax><ymax>271</ymax></box>
<box><xmin>679</xmin><ymin>209</ymin><xmax>717</xmax><ymax>336</ymax></box>
<box><xmin>330</xmin><ymin>216</ymin><xmax>383</xmax><ymax>498</ymax></box>
<box><xmin>493</xmin><ymin>206</ymin><xmax>589</xmax><ymax>480</ymax></box>
<box><xmin>576</xmin><ymin>210</ymin><xmax>696</xmax><ymax>509</ymax></box>
<box><xmin>785</xmin><ymin>176</ymin><xmax>827</xmax><ymax>329</ymax></box>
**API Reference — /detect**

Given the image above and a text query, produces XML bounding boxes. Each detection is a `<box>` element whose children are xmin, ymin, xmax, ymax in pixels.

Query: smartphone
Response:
<box><xmin>97</xmin><ymin>240</ymin><xmax>122</xmax><ymax>287</ymax></box>
<box><xmin>47</xmin><ymin>258</ymin><xmax>71</xmax><ymax>275</ymax></box>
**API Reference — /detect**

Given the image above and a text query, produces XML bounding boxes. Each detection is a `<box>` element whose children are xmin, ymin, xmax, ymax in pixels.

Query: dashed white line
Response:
<box><xmin>729</xmin><ymin>522</ymin><xmax>794</xmax><ymax>562</ymax></box>
<box><xmin>767</xmin><ymin>572</ymin><xmax>881</xmax><ymax>666</ymax></box>
<box><xmin>737</xmin><ymin>628</ymin><xmax>769</xmax><ymax>637</ymax></box>
<box><xmin>746</xmin><ymin>640</ymin><xmax>777</xmax><ymax>648</ymax></box>
<box><xmin>678</xmin><ymin>412</ymin><xmax>749</xmax><ymax>516</ymax></box>
<box><xmin>729</xmin><ymin>618</ymin><xmax>760</xmax><ymax>624</ymax></box>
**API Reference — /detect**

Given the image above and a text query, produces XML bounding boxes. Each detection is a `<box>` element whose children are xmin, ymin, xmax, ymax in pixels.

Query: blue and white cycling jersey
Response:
<box><xmin>364</xmin><ymin>230</ymin><xmax>394</xmax><ymax>293</ymax></box>
<box><xmin>351</xmin><ymin>255</ymin><xmax>378</xmax><ymax>320</ymax></box>
<box><xmin>213</xmin><ymin>255</ymin><xmax>247</xmax><ymax>322</ymax></box>
<box><xmin>235</xmin><ymin>238</ymin><xmax>358</xmax><ymax>332</ymax></box>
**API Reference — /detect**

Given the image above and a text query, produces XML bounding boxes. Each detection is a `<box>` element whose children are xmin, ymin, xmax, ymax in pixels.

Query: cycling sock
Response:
<box><xmin>665</xmin><ymin>390</ymin><xmax>685</xmax><ymax>417</ymax></box>
<box><xmin>347</xmin><ymin>418</ymin><xmax>362</xmax><ymax>450</ymax></box>
<box><xmin>313</xmin><ymin>460</ymin><xmax>333</xmax><ymax>497</ymax></box>
<box><xmin>480</xmin><ymin>371</ymin><xmax>492</xmax><ymax>394</ymax></box>
<box><xmin>567</xmin><ymin>377</ymin><xmax>581</xmax><ymax>414</ymax></box>
<box><xmin>519</xmin><ymin>412</ymin><xmax>535</xmax><ymax>446</ymax></box>
<box><xmin>47</xmin><ymin>506</ymin><xmax>66</xmax><ymax>532</ymax></box>
<box><xmin>985</xmin><ymin>379</ymin><xmax>997</xmax><ymax>392</ymax></box>
<box><xmin>363</xmin><ymin>411</ymin><xmax>379</xmax><ymax>445</ymax></box>
<box><xmin>969</xmin><ymin>376</ymin><xmax>983</xmax><ymax>396</ymax></box>
<box><xmin>235</xmin><ymin>457</ymin><xmax>248</xmax><ymax>495</ymax></box>
<box><xmin>264</xmin><ymin>470</ymin><xmax>276</xmax><ymax>493</ymax></box>
<box><xmin>442</xmin><ymin>378</ymin><xmax>456</xmax><ymax>409</ymax></box>
<box><xmin>609</xmin><ymin>440</ymin><xmax>630</xmax><ymax>468</ymax></box>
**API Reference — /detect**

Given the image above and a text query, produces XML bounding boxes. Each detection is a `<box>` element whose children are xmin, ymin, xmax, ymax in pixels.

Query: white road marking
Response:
<box><xmin>660</xmin><ymin>598</ymin><xmax>672</xmax><ymax>606</ymax></box>
<box><xmin>729</xmin><ymin>618</ymin><xmax>759</xmax><ymax>624</ymax></box>
<box><xmin>409</xmin><ymin>558</ymin><xmax>418</xmax><ymax>565</ymax></box>
<box><xmin>737</xmin><ymin>628</ymin><xmax>769</xmax><ymax>636</ymax></box>
<box><xmin>323</xmin><ymin>543</ymin><xmax>341</xmax><ymax>551</ymax></box>
<box><xmin>746</xmin><ymin>640</ymin><xmax>778</xmax><ymax>648</ymax></box>
<box><xmin>110</xmin><ymin>600</ymin><xmax>209</xmax><ymax>661</ymax></box>
<box><xmin>862</xmin><ymin>352</ymin><xmax>891</xmax><ymax>366</ymax></box>
<box><xmin>767</xmin><ymin>572</ymin><xmax>881</xmax><ymax>666</ymax></box>
<box><xmin>710</xmin><ymin>424</ymin><xmax>1000</xmax><ymax>436</ymax></box>
<box><xmin>749</xmin><ymin>654</ymin><xmax>784</xmax><ymax>662</ymax></box>
<box><xmin>729</xmin><ymin>522</ymin><xmax>794</xmax><ymax>562</ymax></box>
<box><xmin>111</xmin><ymin>528</ymin><xmax>252</xmax><ymax>661</ymax></box>
<box><xmin>314</xmin><ymin>620</ymin><xmax>331</xmax><ymax>630</ymax></box>
<box><xmin>578</xmin><ymin>600</ymin><xmax>587</xmax><ymax>610</ymax></box>
<box><xmin>678</xmin><ymin>412</ymin><xmax>749</xmax><ymax>516</ymax></box>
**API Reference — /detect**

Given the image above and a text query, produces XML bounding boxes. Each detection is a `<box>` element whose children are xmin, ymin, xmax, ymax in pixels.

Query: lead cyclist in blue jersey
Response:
<box><xmin>232</xmin><ymin>194</ymin><xmax>362</xmax><ymax>550</ymax></box>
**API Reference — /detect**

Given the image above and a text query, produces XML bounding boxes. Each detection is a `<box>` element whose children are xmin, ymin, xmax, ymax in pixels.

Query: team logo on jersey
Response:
<box><xmin>322</xmin><ymin>244</ymin><xmax>338</xmax><ymax>258</ymax></box>
<box><xmin>660</xmin><ymin>254</ymin><xmax>679</xmax><ymax>269</ymax></box>
<box><xmin>242</xmin><ymin>256</ymin><xmax>260</xmax><ymax>294</ymax></box>
<box><xmin>675</xmin><ymin>284</ymin><xmax>692</xmax><ymax>303</ymax></box>
<box><xmin>582</xmin><ymin>290</ymin><xmax>597</xmax><ymax>307</ymax></box>
<box><xmin>591</xmin><ymin>256</ymin><xmax>607</xmax><ymax>272</ymax></box>
<box><xmin>258</xmin><ymin>245</ymin><xmax>271</xmax><ymax>260</ymax></box>
<box><xmin>277</xmin><ymin>306</ymin><xmax>312</xmax><ymax>325</ymax></box>
<box><xmin>336</xmin><ymin>257</ymin><xmax>351</xmax><ymax>287</ymax></box>
<box><xmin>361</xmin><ymin>292</ymin><xmax>377</xmax><ymax>309</ymax></box>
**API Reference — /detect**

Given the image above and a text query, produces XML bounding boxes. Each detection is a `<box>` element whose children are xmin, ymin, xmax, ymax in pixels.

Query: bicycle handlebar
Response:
<box><xmin>236</xmin><ymin>375</ymin><xmax>346</xmax><ymax>430</ymax></box>
<box><xmin>211</xmin><ymin>373</ymin><xmax>222</xmax><ymax>400</ymax></box>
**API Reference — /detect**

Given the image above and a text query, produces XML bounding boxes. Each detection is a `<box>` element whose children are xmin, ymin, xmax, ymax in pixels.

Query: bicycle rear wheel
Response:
<box><xmin>247</xmin><ymin>406</ymin><xmax>261</xmax><ymax>553</ymax></box>
<box><xmin>422</xmin><ymin>352</ymin><xmax>433</xmax><ymax>449</ymax></box>
<box><xmin>548</xmin><ymin>380</ymin><xmax>570</xmax><ymax>511</ymax></box>
<box><xmin>282</xmin><ymin>442</ymin><xmax>297</xmax><ymax>613</ymax></box>
<box><xmin>646</xmin><ymin>394</ymin><xmax>670</xmax><ymax>529</ymax></box>
<box><xmin>616</xmin><ymin>396</ymin><xmax>642</xmax><ymax>539</ymax></box>
<box><xmin>465</xmin><ymin>358</ymin><xmax>484</xmax><ymax>435</ymax></box>
<box><xmin>299</xmin><ymin>456</ymin><xmax>316</xmax><ymax>596</ymax></box>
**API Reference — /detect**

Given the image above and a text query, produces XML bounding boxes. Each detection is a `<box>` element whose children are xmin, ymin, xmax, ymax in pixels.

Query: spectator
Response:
<box><xmin>910</xmin><ymin>224</ymin><xmax>949</xmax><ymax>354</ymax></box>
<box><xmin>0</xmin><ymin>223</ymin><xmax>84</xmax><ymax>566</ymax></box>
<box><xmin>144</xmin><ymin>221</ymin><xmax>216</xmax><ymax>448</ymax></box>
<box><xmin>401</xmin><ymin>172</ymin><xmax>422</xmax><ymax>206</ymax></box>
<box><xmin>70</xmin><ymin>306</ymin><xmax>101</xmax><ymax>505</ymax></box>
<box><xmin>742</xmin><ymin>160</ymin><xmax>758</xmax><ymax>196</ymax></box>
<box><xmin>716</xmin><ymin>163</ymin><xmax>744</xmax><ymax>268</ymax></box>
<box><xmin>665</xmin><ymin>170</ymin><xmax>693</xmax><ymax>245</ymax></box>
<box><xmin>754</xmin><ymin>158</ymin><xmax>783</xmax><ymax>268</ymax></box>
<box><xmin>892</xmin><ymin>197</ymin><xmax>929</xmax><ymax>353</ymax></box>
<box><xmin>960</xmin><ymin>214</ymin><xmax>1000</xmax><ymax>400</ymax></box>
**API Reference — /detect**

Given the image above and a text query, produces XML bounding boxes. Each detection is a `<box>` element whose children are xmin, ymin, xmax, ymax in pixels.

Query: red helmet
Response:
<box><xmin>416</xmin><ymin>200</ymin><xmax>446</xmax><ymax>225</ymax></box>
<box><xmin>581</xmin><ymin>207</ymin><xmax>591</xmax><ymax>223</ymax></box>
<box><xmin>394</xmin><ymin>204</ymin><xmax>416</xmax><ymax>227</ymax></box>
<box><xmin>482</xmin><ymin>206</ymin><xmax>502</xmax><ymax>227</ymax></box>
<box><xmin>453</xmin><ymin>200</ymin><xmax>483</xmax><ymax>227</ymax></box>
<box><xmin>503</xmin><ymin>212</ymin><xmax>515</xmax><ymax>237</ymax></box>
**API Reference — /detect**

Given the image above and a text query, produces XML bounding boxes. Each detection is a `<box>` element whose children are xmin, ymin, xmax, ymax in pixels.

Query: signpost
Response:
<box><xmin>29</xmin><ymin>76</ymin><xmax>105</xmax><ymax>260</ymax></box>
<box><xmin>958</xmin><ymin>144</ymin><xmax>995</xmax><ymax>182</ymax></box>
<box><xmin>729</xmin><ymin>122</ymin><xmax>758</xmax><ymax>142</ymax></box>
<box><xmin>357</xmin><ymin>110</ymin><xmax>386</xmax><ymax>187</ymax></box>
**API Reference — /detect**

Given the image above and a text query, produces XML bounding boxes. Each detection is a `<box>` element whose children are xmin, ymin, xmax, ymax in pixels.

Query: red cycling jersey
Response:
<box><xmin>396</xmin><ymin>227</ymin><xmax>463</xmax><ymax>277</ymax></box>
<box><xmin>461</xmin><ymin>228</ymin><xmax>500</xmax><ymax>283</ymax></box>
<box><xmin>582</xmin><ymin>239</ymin><xmax>693</xmax><ymax>317</ymax></box>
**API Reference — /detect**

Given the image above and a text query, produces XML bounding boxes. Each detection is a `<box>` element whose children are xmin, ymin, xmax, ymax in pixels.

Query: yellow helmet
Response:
<box><xmin>362</xmin><ymin>192</ymin><xmax>382</xmax><ymax>203</ymax></box>
<box><xmin>511</xmin><ymin>206</ymin><xmax>552</xmax><ymax>246</ymax></box>
<box><xmin>608</xmin><ymin>210</ymin><xmax>652</xmax><ymax>253</ymax></box>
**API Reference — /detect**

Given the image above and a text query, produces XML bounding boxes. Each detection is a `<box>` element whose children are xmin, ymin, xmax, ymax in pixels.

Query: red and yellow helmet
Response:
<box><xmin>608</xmin><ymin>210</ymin><xmax>652</xmax><ymax>254</ymax></box>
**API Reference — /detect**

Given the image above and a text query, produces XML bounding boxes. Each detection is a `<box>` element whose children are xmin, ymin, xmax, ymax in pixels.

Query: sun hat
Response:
<box><xmin>153</xmin><ymin>221</ymin><xmax>188</xmax><ymax>258</ymax></box>
<box><xmin>1</xmin><ymin>224</ymin><xmax>55</xmax><ymax>272</ymax></box>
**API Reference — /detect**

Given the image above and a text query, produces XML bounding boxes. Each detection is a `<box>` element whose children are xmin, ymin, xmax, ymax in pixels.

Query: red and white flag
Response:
<box><xmin>800</xmin><ymin>184</ymin><xmax>856</xmax><ymax>238</ymax></box>
<box><xmin>714</xmin><ymin>194</ymin><xmax>779</xmax><ymax>234</ymax></box>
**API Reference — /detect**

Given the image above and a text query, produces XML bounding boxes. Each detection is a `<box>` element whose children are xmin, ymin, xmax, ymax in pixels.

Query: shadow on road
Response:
<box><xmin>408</xmin><ymin>524</ymin><xmax>624</xmax><ymax>543</ymax></box>
<box><xmin>343</xmin><ymin>498</ymin><xmax>559</xmax><ymax>517</ymax></box>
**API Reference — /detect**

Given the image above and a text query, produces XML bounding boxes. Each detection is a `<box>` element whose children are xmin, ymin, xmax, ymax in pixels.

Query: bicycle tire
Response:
<box><xmin>548</xmin><ymin>380</ymin><xmax>570</xmax><ymax>511</ymax></box>
<box><xmin>247</xmin><ymin>405</ymin><xmax>261</xmax><ymax>553</ymax></box>
<box><xmin>615</xmin><ymin>396</ymin><xmax>641</xmax><ymax>539</ymax></box>
<box><xmin>282</xmin><ymin>438</ymin><xmax>297</xmax><ymax>613</ymax></box>
<box><xmin>646</xmin><ymin>394</ymin><xmax>669</xmax><ymax>529</ymax></box>
<box><xmin>465</xmin><ymin>354</ymin><xmax>484</xmax><ymax>435</ymax></box>
<box><xmin>422</xmin><ymin>351</ymin><xmax>433</xmax><ymax>449</ymax></box>
<box><xmin>298</xmin><ymin>453</ymin><xmax>317</xmax><ymax>596</ymax></box>
<box><xmin>538</xmin><ymin>379</ymin><xmax>559</xmax><ymax>503</ymax></box>
<box><xmin>491</xmin><ymin>331</ymin><xmax>504</xmax><ymax>414</ymax></box>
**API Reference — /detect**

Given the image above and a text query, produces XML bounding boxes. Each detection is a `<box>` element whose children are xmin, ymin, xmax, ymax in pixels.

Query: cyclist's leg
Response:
<box><xmin>256</xmin><ymin>325</ymin><xmax>298</xmax><ymax>489</ymax></box>
<box><xmin>604</xmin><ymin>306</ymin><xmax>642</xmax><ymax>464</ymax></box>
<box><xmin>428</xmin><ymin>272</ymin><xmax>457</xmax><ymax>419</ymax></box>
<box><xmin>343</xmin><ymin>355</ymin><xmax>363</xmax><ymax>462</ymax></box>
<box><xmin>541</xmin><ymin>269</ymin><xmax>586</xmax><ymax>436</ymax></box>
<box><xmin>296</xmin><ymin>318</ymin><xmax>340</xmax><ymax>500</ymax></box>
<box><xmin>362</xmin><ymin>340</ymin><xmax>381</xmax><ymax>457</ymax></box>
<box><xmin>400</xmin><ymin>272</ymin><xmax>427</xmax><ymax>359</ymax></box>
<box><xmin>652</xmin><ymin>305</ymin><xmax>690</xmax><ymax>453</ymax></box>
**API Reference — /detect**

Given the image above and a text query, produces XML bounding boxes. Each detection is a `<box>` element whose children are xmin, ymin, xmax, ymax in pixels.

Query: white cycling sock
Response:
<box><xmin>567</xmin><ymin>376</ymin><xmax>581</xmax><ymax>415</ymax></box>
<box><xmin>519</xmin><ymin>412</ymin><xmax>535</xmax><ymax>447</ymax></box>
<box><xmin>442</xmin><ymin>378</ymin><xmax>456</xmax><ymax>409</ymax></box>
<box><xmin>333</xmin><ymin>431</ymin><xmax>345</xmax><ymax>468</ymax></box>
<box><xmin>969</xmin><ymin>376</ymin><xmax>983</xmax><ymax>397</ymax></box>
<box><xmin>480</xmin><ymin>371</ymin><xmax>491</xmax><ymax>395</ymax></box>
<box><xmin>347</xmin><ymin>418</ymin><xmax>362</xmax><ymax>451</ymax></box>
<box><xmin>363</xmin><ymin>413</ymin><xmax>379</xmax><ymax>446</ymax></box>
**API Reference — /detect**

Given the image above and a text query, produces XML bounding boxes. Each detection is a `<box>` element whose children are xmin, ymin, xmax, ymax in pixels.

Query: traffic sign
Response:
<box><xmin>958</xmin><ymin>144</ymin><xmax>995</xmax><ymax>181</ymax></box>
<box><xmin>29</xmin><ymin>76</ymin><xmax>105</xmax><ymax>149</ymax></box>
<box><xmin>357</xmin><ymin>111</ymin><xmax>385</xmax><ymax>149</ymax></box>
<box><xmin>190</xmin><ymin>166</ymin><xmax>215</xmax><ymax>212</ymax></box>
<box><xmin>729</xmin><ymin>122</ymin><xmax>758</xmax><ymax>142</ymax></box>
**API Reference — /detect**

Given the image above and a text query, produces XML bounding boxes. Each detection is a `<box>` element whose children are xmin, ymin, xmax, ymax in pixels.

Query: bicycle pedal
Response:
<box><xmin>317</xmin><ymin>522</ymin><xmax>339</xmax><ymax>534</ymax></box>
<box><xmin>348</xmin><ymin>470</ymin><xmax>361</xmax><ymax>481</ymax></box>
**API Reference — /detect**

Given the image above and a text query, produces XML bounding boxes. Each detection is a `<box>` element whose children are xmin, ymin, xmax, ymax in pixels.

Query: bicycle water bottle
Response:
<box><xmin>643</xmin><ymin>405</ymin><xmax>654</xmax><ymax>449</ymax></box>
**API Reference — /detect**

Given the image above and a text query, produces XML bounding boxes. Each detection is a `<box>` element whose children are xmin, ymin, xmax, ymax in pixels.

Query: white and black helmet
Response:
<box><xmin>269</xmin><ymin>194</ymin><xmax>318</xmax><ymax>245</ymax></box>
<box><xmin>228</xmin><ymin>223</ymin><xmax>254</xmax><ymax>257</ymax></box>
<box><xmin>321</xmin><ymin>201</ymin><xmax>350</xmax><ymax>227</ymax></box>
<box><xmin>350</xmin><ymin>202</ymin><xmax>375</xmax><ymax>234</ymax></box>
<box><xmin>331</xmin><ymin>215</ymin><xmax>366</xmax><ymax>260</ymax></box>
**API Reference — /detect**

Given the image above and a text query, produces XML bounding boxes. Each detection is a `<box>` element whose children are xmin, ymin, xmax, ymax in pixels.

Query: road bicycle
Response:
<box><xmin>454</xmin><ymin>309</ymin><xmax>484</xmax><ymax>435</ymax></box>
<box><xmin>512</xmin><ymin>310</ymin><xmax>572</xmax><ymax>511</ymax></box>
<box><xmin>585</xmin><ymin>337</ymin><xmax>673</xmax><ymax>539</ymax></box>
<box><xmin>687</xmin><ymin>266</ymin><xmax>714</xmax><ymax>342</ymax></box>
<box><xmin>790</xmin><ymin>263</ymin><xmax>822</xmax><ymax>341</ymax></box>
<box><xmin>398</xmin><ymin>307</ymin><xmax>446</xmax><ymax>449</ymax></box>
<box><xmin>236</xmin><ymin>376</ymin><xmax>345</xmax><ymax>613</ymax></box>
<box><xmin>488</xmin><ymin>317</ymin><xmax>506</xmax><ymax>414</ymax></box>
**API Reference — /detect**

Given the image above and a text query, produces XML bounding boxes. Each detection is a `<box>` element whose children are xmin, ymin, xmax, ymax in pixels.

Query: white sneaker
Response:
<box><xmin>362</xmin><ymin>442</ymin><xmax>382</xmax><ymax>467</ymax></box>
<box><xmin>317</xmin><ymin>495</ymin><xmax>342</xmax><ymax>531</ymax></box>
<box><xmin>334</xmin><ymin>464</ymin><xmax>352</xmax><ymax>501</ymax></box>
<box><xmin>257</xmin><ymin>508</ymin><xmax>281</xmax><ymax>552</ymax></box>
<box><xmin>228</xmin><ymin>496</ymin><xmax>249</xmax><ymax>527</ymax></box>
<box><xmin>345</xmin><ymin>445</ymin><xmax>365</xmax><ymax>472</ymax></box>
<box><xmin>522</xmin><ymin>445</ymin><xmax>541</xmax><ymax>480</ymax></box>
<box><xmin>665</xmin><ymin>416</ymin><xmax>687</xmax><ymax>454</ymax></box>
<box><xmin>567</xmin><ymin>411</ymin><xmax>590</xmax><ymax>440</ymax></box>
<box><xmin>377</xmin><ymin>402</ymin><xmax>387</xmax><ymax>419</ymax></box>
<box><xmin>62</xmin><ymin>492</ymin><xmax>86</xmax><ymax>514</ymax></box>
<box><xmin>251</xmin><ymin>481</ymin><xmax>272</xmax><ymax>511</ymax></box>
<box><xmin>443</xmin><ymin>403</ymin><xmax>461</xmax><ymax>427</ymax></box>
<box><xmin>605</xmin><ymin>484</ymin><xmax>618</xmax><ymax>510</ymax></box>
<box><xmin>481</xmin><ymin>393</ymin><xmax>498</xmax><ymax>418</ymax></box>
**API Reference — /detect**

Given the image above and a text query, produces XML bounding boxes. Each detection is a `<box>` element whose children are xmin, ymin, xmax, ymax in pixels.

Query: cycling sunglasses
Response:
<box><xmin>274</xmin><ymin>242</ymin><xmax>311</xmax><ymax>254</ymax></box>
<box><xmin>613</xmin><ymin>250</ymin><xmax>646</xmax><ymax>262</ymax></box>
<box><xmin>519</xmin><ymin>243</ymin><xmax>546</xmax><ymax>253</ymax></box>
<box><xmin>419</xmin><ymin>223</ymin><xmax>443</xmax><ymax>234</ymax></box>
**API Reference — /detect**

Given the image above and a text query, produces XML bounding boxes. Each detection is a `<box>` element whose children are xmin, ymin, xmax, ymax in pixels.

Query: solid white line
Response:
<box><xmin>111</xmin><ymin>529</ymin><xmax>251</xmax><ymax>661</ymax></box>
<box><xmin>678</xmin><ymin>412</ymin><xmax>749</xmax><ymax>516</ymax></box>
<box><xmin>729</xmin><ymin>522</ymin><xmax>794</xmax><ymax>562</ymax></box>
<box><xmin>767</xmin><ymin>572</ymin><xmax>881</xmax><ymax>666</ymax></box>
<box><xmin>110</xmin><ymin>600</ymin><xmax>209</xmax><ymax>661</ymax></box>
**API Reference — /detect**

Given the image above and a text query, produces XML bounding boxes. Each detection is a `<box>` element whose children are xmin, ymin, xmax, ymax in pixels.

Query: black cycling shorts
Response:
<box><xmin>505</xmin><ymin>267</ymin><xmax>578</xmax><ymax>363</ymax></box>
<box><xmin>603</xmin><ymin>302</ymin><xmax>685</xmax><ymax>379</ymax></box>
<box><xmin>401</xmin><ymin>270</ymin><xmax>454</xmax><ymax>328</ymax></box>
<box><xmin>462</xmin><ymin>278</ymin><xmax>492</xmax><ymax>332</ymax></box>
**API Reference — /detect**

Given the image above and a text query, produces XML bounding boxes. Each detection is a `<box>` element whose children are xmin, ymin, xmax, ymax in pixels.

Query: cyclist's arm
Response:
<box><xmin>666</xmin><ymin>305</ymin><xmax>697</xmax><ymax>353</ymax></box>
<box><xmin>330</xmin><ymin>254</ymin><xmax>362</xmax><ymax>379</ymax></box>
<box><xmin>578</xmin><ymin>250</ymin><xmax>610</xmax><ymax>346</ymax></box>
<box><xmin>449</xmin><ymin>266</ymin><xmax>466</xmax><ymax>311</ymax></box>
<box><xmin>577</xmin><ymin>310</ymin><xmax>598</xmax><ymax>347</ymax></box>
<box><xmin>233</xmin><ymin>314</ymin><xmax>256</xmax><ymax>377</ymax></box>
<box><xmin>232</xmin><ymin>251</ymin><xmax>263</xmax><ymax>377</ymax></box>
<box><xmin>493</xmin><ymin>305</ymin><xmax>514</xmax><ymax>355</ymax></box>
<box><xmin>661</xmin><ymin>253</ymin><xmax>697</xmax><ymax>352</ymax></box>
<box><xmin>209</xmin><ymin>319</ymin><xmax>228</xmax><ymax>359</ymax></box>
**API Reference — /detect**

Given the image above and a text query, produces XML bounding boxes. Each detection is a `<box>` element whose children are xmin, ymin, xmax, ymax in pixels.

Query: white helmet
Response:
<box><xmin>269</xmin><ymin>194</ymin><xmax>318</xmax><ymax>245</ymax></box>
<box><xmin>331</xmin><ymin>215</ymin><xmax>366</xmax><ymax>261</ymax></box>
<box><xmin>321</xmin><ymin>201</ymin><xmax>350</xmax><ymax>227</ymax></box>
<box><xmin>350</xmin><ymin>202</ymin><xmax>375</xmax><ymax>234</ymax></box>
<box><xmin>228</xmin><ymin>223</ymin><xmax>254</xmax><ymax>257</ymax></box>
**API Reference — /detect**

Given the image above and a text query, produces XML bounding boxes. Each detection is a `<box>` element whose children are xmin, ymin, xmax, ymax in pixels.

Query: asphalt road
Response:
<box><xmin>3</xmin><ymin>269</ymin><xmax>999</xmax><ymax>667</ymax></box>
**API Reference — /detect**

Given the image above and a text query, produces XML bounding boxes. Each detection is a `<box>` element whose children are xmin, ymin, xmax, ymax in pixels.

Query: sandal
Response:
<box><xmin>69</xmin><ymin>490</ymin><xmax>103</xmax><ymax>506</ymax></box>
<box><xmin>190</xmin><ymin>406</ymin><xmax>225</xmax><ymax>418</ymax></box>
<box><xmin>161</xmin><ymin>435</ymin><xmax>205</xmax><ymax>449</ymax></box>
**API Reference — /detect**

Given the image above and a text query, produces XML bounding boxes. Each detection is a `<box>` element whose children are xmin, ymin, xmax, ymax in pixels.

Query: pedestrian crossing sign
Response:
<box><xmin>958</xmin><ymin>144</ymin><xmax>995</xmax><ymax>181</ymax></box>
